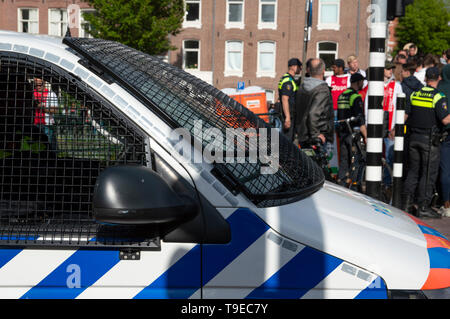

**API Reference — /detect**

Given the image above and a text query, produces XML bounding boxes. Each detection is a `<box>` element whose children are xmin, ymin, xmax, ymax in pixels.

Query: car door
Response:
<box><xmin>0</xmin><ymin>51</ymin><xmax>202</xmax><ymax>299</ymax></box>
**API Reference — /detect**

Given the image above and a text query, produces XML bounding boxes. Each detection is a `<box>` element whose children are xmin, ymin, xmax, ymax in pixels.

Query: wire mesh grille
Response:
<box><xmin>63</xmin><ymin>38</ymin><xmax>324</xmax><ymax>207</ymax></box>
<box><xmin>0</xmin><ymin>52</ymin><xmax>155</xmax><ymax>248</ymax></box>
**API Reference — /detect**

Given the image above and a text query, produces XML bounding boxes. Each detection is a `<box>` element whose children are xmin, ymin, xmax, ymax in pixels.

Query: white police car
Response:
<box><xmin>0</xmin><ymin>31</ymin><xmax>448</xmax><ymax>299</ymax></box>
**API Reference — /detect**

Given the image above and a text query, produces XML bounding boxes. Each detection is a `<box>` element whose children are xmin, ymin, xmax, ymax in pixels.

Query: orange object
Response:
<box><xmin>423</xmin><ymin>234</ymin><xmax>450</xmax><ymax>249</ymax></box>
<box><xmin>422</xmin><ymin>269</ymin><xmax>450</xmax><ymax>290</ymax></box>
<box><xmin>406</xmin><ymin>214</ymin><xmax>450</xmax><ymax>290</ymax></box>
<box><xmin>223</xmin><ymin>87</ymin><xmax>269</xmax><ymax>123</ymax></box>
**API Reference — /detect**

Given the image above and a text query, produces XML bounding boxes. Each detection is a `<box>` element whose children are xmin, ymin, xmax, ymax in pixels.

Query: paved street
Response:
<box><xmin>422</xmin><ymin>216</ymin><xmax>450</xmax><ymax>239</ymax></box>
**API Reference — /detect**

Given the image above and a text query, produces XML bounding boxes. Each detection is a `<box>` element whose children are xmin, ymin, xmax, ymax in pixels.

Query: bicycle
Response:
<box><xmin>335</xmin><ymin>117</ymin><xmax>393</xmax><ymax>204</ymax></box>
<box><xmin>300</xmin><ymin>138</ymin><xmax>335</xmax><ymax>182</ymax></box>
<box><xmin>254</xmin><ymin>109</ymin><xmax>283</xmax><ymax>132</ymax></box>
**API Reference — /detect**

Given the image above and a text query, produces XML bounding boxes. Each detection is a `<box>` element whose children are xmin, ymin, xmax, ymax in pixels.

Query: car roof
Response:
<box><xmin>0</xmin><ymin>30</ymin><xmax>68</xmax><ymax>48</ymax></box>
<box><xmin>0</xmin><ymin>31</ymin><xmax>81</xmax><ymax>67</ymax></box>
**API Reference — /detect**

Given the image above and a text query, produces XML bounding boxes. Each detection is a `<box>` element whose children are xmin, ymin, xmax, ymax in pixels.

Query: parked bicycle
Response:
<box><xmin>300</xmin><ymin>138</ymin><xmax>335</xmax><ymax>182</ymax></box>
<box><xmin>335</xmin><ymin>117</ymin><xmax>393</xmax><ymax>204</ymax></box>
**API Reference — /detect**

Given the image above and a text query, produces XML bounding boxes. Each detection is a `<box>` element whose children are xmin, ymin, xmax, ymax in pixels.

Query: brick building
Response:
<box><xmin>0</xmin><ymin>0</ymin><xmax>374</xmax><ymax>102</ymax></box>
<box><xmin>171</xmin><ymin>0</ymin><xmax>373</xmax><ymax>102</ymax></box>
<box><xmin>0</xmin><ymin>0</ymin><xmax>93</xmax><ymax>37</ymax></box>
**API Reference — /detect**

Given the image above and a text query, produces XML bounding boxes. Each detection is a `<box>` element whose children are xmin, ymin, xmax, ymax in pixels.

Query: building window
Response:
<box><xmin>18</xmin><ymin>8</ymin><xmax>39</xmax><ymax>34</ymax></box>
<box><xmin>258</xmin><ymin>0</ymin><xmax>277</xmax><ymax>29</ymax></box>
<box><xmin>318</xmin><ymin>0</ymin><xmax>340</xmax><ymax>30</ymax></box>
<box><xmin>317</xmin><ymin>42</ymin><xmax>338</xmax><ymax>71</ymax></box>
<box><xmin>184</xmin><ymin>0</ymin><xmax>201</xmax><ymax>28</ymax></box>
<box><xmin>48</xmin><ymin>9</ymin><xmax>67</xmax><ymax>37</ymax></box>
<box><xmin>225</xmin><ymin>41</ymin><xmax>243</xmax><ymax>77</ymax></box>
<box><xmin>183</xmin><ymin>40</ymin><xmax>200</xmax><ymax>70</ymax></box>
<box><xmin>257</xmin><ymin>41</ymin><xmax>276</xmax><ymax>78</ymax></box>
<box><xmin>226</xmin><ymin>0</ymin><xmax>244</xmax><ymax>29</ymax></box>
<box><xmin>79</xmin><ymin>9</ymin><xmax>96</xmax><ymax>38</ymax></box>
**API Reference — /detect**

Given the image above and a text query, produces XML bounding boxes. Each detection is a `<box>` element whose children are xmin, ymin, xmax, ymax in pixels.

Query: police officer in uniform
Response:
<box><xmin>278</xmin><ymin>58</ymin><xmax>302</xmax><ymax>141</ymax></box>
<box><xmin>336</xmin><ymin>73</ymin><xmax>367</xmax><ymax>186</ymax></box>
<box><xmin>402</xmin><ymin>67</ymin><xmax>450</xmax><ymax>218</ymax></box>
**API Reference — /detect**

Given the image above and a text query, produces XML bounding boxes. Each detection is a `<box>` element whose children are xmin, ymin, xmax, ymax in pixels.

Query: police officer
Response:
<box><xmin>336</xmin><ymin>73</ymin><xmax>367</xmax><ymax>186</ymax></box>
<box><xmin>402</xmin><ymin>67</ymin><xmax>450</xmax><ymax>218</ymax></box>
<box><xmin>278</xmin><ymin>58</ymin><xmax>301</xmax><ymax>141</ymax></box>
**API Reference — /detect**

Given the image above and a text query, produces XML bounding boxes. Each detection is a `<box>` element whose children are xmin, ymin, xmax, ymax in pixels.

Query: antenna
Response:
<box><xmin>64</xmin><ymin>25</ymin><xmax>72</xmax><ymax>38</ymax></box>
<box><xmin>64</xmin><ymin>0</ymin><xmax>71</xmax><ymax>38</ymax></box>
<box><xmin>65</xmin><ymin>3</ymin><xmax>80</xmax><ymax>38</ymax></box>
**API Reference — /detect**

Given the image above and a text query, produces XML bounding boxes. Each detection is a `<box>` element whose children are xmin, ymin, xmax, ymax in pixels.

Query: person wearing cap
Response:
<box><xmin>278</xmin><ymin>58</ymin><xmax>302</xmax><ymax>141</ymax></box>
<box><xmin>326</xmin><ymin>59</ymin><xmax>351</xmax><ymax>112</ymax></box>
<box><xmin>402</xmin><ymin>67</ymin><xmax>450</xmax><ymax>219</ymax></box>
<box><xmin>336</xmin><ymin>73</ymin><xmax>367</xmax><ymax>187</ymax></box>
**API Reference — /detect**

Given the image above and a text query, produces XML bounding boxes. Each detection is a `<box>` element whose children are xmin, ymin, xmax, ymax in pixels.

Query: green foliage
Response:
<box><xmin>82</xmin><ymin>0</ymin><xmax>185</xmax><ymax>55</ymax></box>
<box><xmin>395</xmin><ymin>0</ymin><xmax>450</xmax><ymax>55</ymax></box>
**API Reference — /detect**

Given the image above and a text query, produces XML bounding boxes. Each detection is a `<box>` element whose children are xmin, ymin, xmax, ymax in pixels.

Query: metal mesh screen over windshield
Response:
<box><xmin>64</xmin><ymin>38</ymin><xmax>324</xmax><ymax>207</ymax></box>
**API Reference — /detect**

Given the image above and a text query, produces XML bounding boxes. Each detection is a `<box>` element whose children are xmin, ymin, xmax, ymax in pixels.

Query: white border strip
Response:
<box><xmin>368</xmin><ymin>52</ymin><xmax>385</xmax><ymax>68</ymax></box>
<box><xmin>394</xmin><ymin>137</ymin><xmax>404</xmax><ymax>151</ymax></box>
<box><xmin>393</xmin><ymin>163</ymin><xmax>403</xmax><ymax>178</ymax></box>
<box><xmin>367</xmin><ymin>109</ymin><xmax>384</xmax><ymax>125</ymax></box>
<box><xmin>366</xmin><ymin>166</ymin><xmax>382</xmax><ymax>182</ymax></box>
<box><xmin>367</xmin><ymin>81</ymin><xmax>384</xmax><ymax>97</ymax></box>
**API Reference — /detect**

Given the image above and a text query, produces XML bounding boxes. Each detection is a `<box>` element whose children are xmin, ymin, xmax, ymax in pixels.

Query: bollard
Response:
<box><xmin>366</xmin><ymin>0</ymin><xmax>388</xmax><ymax>200</ymax></box>
<box><xmin>392</xmin><ymin>93</ymin><xmax>405</xmax><ymax>208</ymax></box>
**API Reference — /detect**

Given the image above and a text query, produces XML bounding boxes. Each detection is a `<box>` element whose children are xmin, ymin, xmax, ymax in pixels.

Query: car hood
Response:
<box><xmin>255</xmin><ymin>182</ymin><xmax>450</xmax><ymax>290</ymax></box>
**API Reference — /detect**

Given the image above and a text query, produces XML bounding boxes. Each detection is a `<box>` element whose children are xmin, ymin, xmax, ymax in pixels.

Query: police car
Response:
<box><xmin>0</xmin><ymin>31</ymin><xmax>448</xmax><ymax>299</ymax></box>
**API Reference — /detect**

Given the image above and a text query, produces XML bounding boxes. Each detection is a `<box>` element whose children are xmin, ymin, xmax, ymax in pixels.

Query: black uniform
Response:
<box><xmin>403</xmin><ymin>86</ymin><xmax>449</xmax><ymax>211</ymax></box>
<box><xmin>336</xmin><ymin>88</ymin><xmax>365</xmax><ymax>183</ymax></box>
<box><xmin>278</xmin><ymin>73</ymin><xmax>298</xmax><ymax>141</ymax></box>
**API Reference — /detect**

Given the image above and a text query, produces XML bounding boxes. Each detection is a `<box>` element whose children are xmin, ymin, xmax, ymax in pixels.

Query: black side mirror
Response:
<box><xmin>93</xmin><ymin>165</ymin><xmax>199</xmax><ymax>225</ymax></box>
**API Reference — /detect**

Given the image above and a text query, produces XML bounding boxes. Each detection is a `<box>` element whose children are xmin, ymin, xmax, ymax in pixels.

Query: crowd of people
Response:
<box><xmin>276</xmin><ymin>45</ymin><xmax>450</xmax><ymax>219</ymax></box>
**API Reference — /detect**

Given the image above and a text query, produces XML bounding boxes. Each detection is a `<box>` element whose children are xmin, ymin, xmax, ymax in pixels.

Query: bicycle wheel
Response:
<box><xmin>323</xmin><ymin>166</ymin><xmax>334</xmax><ymax>182</ymax></box>
<box><xmin>349</xmin><ymin>147</ymin><xmax>366</xmax><ymax>193</ymax></box>
<box><xmin>381</xmin><ymin>161</ymin><xmax>393</xmax><ymax>205</ymax></box>
<box><xmin>349</xmin><ymin>161</ymin><xmax>366</xmax><ymax>194</ymax></box>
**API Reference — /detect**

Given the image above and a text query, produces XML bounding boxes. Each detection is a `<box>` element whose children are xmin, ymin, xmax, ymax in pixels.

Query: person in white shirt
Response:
<box><xmin>347</xmin><ymin>55</ymin><xmax>367</xmax><ymax>89</ymax></box>
<box><xmin>325</xmin><ymin>59</ymin><xmax>351</xmax><ymax>112</ymax></box>
<box><xmin>414</xmin><ymin>54</ymin><xmax>439</xmax><ymax>86</ymax></box>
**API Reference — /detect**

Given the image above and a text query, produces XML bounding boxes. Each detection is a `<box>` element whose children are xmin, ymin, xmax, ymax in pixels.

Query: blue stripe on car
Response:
<box><xmin>20</xmin><ymin>250</ymin><xmax>120</xmax><ymax>299</ymax></box>
<box><xmin>354</xmin><ymin>277</ymin><xmax>387</xmax><ymax>299</ymax></box>
<box><xmin>428</xmin><ymin>247</ymin><xmax>450</xmax><ymax>269</ymax></box>
<box><xmin>245</xmin><ymin>246</ymin><xmax>342</xmax><ymax>299</ymax></box>
<box><xmin>418</xmin><ymin>225</ymin><xmax>448</xmax><ymax>240</ymax></box>
<box><xmin>134</xmin><ymin>245</ymin><xmax>201</xmax><ymax>299</ymax></box>
<box><xmin>202</xmin><ymin>208</ymin><xmax>270</xmax><ymax>285</ymax></box>
<box><xmin>0</xmin><ymin>249</ymin><xmax>22</xmax><ymax>269</ymax></box>
<box><xmin>135</xmin><ymin>208</ymin><xmax>269</xmax><ymax>298</ymax></box>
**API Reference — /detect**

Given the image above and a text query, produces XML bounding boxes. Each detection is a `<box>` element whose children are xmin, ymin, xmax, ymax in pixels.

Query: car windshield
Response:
<box><xmin>63</xmin><ymin>38</ymin><xmax>324</xmax><ymax>207</ymax></box>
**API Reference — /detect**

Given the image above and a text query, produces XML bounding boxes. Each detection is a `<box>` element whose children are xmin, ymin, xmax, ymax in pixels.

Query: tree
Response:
<box><xmin>82</xmin><ymin>0</ymin><xmax>185</xmax><ymax>55</ymax></box>
<box><xmin>395</xmin><ymin>0</ymin><xmax>450</xmax><ymax>55</ymax></box>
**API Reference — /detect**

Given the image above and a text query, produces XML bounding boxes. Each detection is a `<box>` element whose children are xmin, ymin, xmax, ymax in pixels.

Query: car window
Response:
<box><xmin>0</xmin><ymin>52</ymin><xmax>153</xmax><ymax>249</ymax></box>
